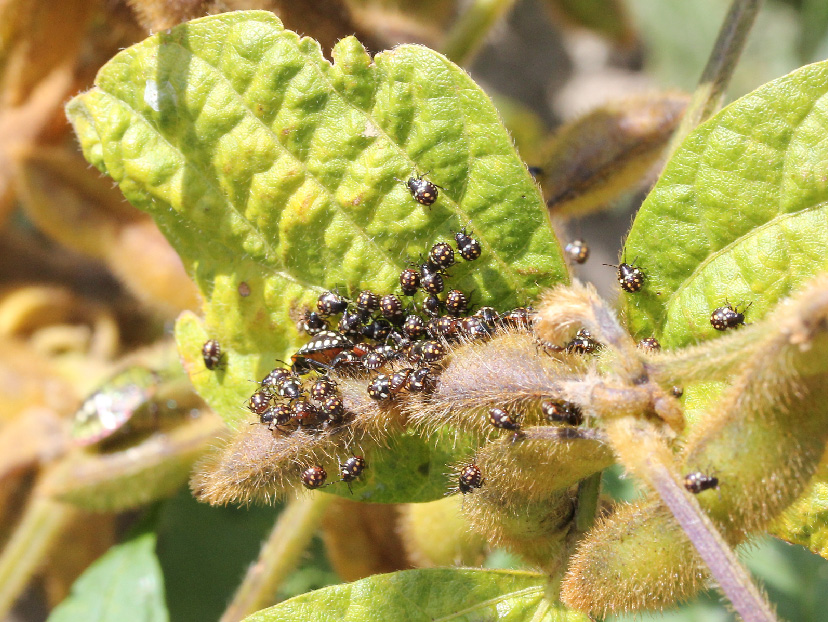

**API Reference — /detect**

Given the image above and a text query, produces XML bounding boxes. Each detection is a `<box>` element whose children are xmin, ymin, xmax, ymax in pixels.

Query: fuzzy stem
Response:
<box><xmin>646</xmin><ymin>462</ymin><xmax>777</xmax><ymax>622</ymax></box>
<box><xmin>574</xmin><ymin>472</ymin><xmax>602</xmax><ymax>534</ymax></box>
<box><xmin>521</xmin><ymin>426</ymin><xmax>607</xmax><ymax>444</ymax></box>
<box><xmin>666</xmin><ymin>0</ymin><xmax>762</xmax><ymax>158</ymax></box>
<box><xmin>220</xmin><ymin>492</ymin><xmax>336</xmax><ymax>622</ymax></box>
<box><xmin>607</xmin><ymin>419</ymin><xmax>777</xmax><ymax>622</ymax></box>
<box><xmin>441</xmin><ymin>0</ymin><xmax>518</xmax><ymax>66</ymax></box>
<box><xmin>0</xmin><ymin>463</ymin><xmax>77</xmax><ymax>617</ymax></box>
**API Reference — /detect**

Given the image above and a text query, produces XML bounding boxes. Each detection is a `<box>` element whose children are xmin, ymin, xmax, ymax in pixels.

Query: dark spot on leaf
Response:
<box><xmin>417</xmin><ymin>462</ymin><xmax>430</xmax><ymax>476</ymax></box>
<box><xmin>238</xmin><ymin>282</ymin><xmax>251</xmax><ymax>297</ymax></box>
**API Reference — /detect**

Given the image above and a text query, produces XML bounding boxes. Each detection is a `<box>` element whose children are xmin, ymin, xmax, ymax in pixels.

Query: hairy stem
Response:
<box><xmin>607</xmin><ymin>418</ymin><xmax>777</xmax><ymax>622</ymax></box>
<box><xmin>647</xmin><ymin>462</ymin><xmax>777</xmax><ymax>622</ymax></box>
<box><xmin>441</xmin><ymin>0</ymin><xmax>518</xmax><ymax>66</ymax></box>
<box><xmin>666</xmin><ymin>0</ymin><xmax>762</xmax><ymax>158</ymax></box>
<box><xmin>220</xmin><ymin>492</ymin><xmax>336</xmax><ymax>622</ymax></box>
<box><xmin>0</xmin><ymin>463</ymin><xmax>77</xmax><ymax>617</ymax></box>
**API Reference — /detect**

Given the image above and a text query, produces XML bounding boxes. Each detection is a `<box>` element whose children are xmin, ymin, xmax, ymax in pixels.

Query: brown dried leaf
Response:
<box><xmin>0</xmin><ymin>0</ymin><xmax>98</xmax><ymax>221</ymax></box>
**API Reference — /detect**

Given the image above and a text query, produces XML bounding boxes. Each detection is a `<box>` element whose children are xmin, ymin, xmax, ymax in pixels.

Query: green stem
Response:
<box><xmin>441</xmin><ymin>0</ymin><xmax>519</xmax><ymax>66</ymax></box>
<box><xmin>666</xmin><ymin>0</ymin><xmax>762</xmax><ymax>158</ymax></box>
<box><xmin>0</xmin><ymin>464</ymin><xmax>77</xmax><ymax>617</ymax></box>
<box><xmin>220</xmin><ymin>492</ymin><xmax>336</xmax><ymax>622</ymax></box>
<box><xmin>573</xmin><ymin>472</ymin><xmax>602</xmax><ymax>534</ymax></box>
<box><xmin>646</xmin><ymin>461</ymin><xmax>777</xmax><ymax>622</ymax></box>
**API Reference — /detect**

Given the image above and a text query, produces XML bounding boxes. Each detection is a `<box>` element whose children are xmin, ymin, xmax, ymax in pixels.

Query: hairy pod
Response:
<box><xmin>563</xmin><ymin>275</ymin><xmax>828</xmax><ymax>614</ymax></box>
<box><xmin>321</xmin><ymin>499</ymin><xmax>409</xmax><ymax>581</ymax></box>
<box><xmin>534</xmin><ymin>282</ymin><xmax>639</xmax><ymax>369</ymax></box>
<box><xmin>681</xmin><ymin>277</ymin><xmax>828</xmax><ymax>538</ymax></box>
<box><xmin>399</xmin><ymin>496</ymin><xmax>487</xmax><ymax>567</ymax></box>
<box><xmin>472</xmin><ymin>428</ymin><xmax>613</xmax><ymax>503</ymax></box>
<box><xmin>562</xmin><ymin>498</ymin><xmax>707</xmax><ymax>615</ymax></box>
<box><xmin>462</xmin><ymin>484</ymin><xmax>576</xmax><ymax>574</ymax></box>
<box><xmin>406</xmin><ymin>331</ymin><xmax>589</xmax><ymax>437</ymax></box>
<box><xmin>540</xmin><ymin>92</ymin><xmax>688</xmax><ymax>217</ymax></box>
<box><xmin>191</xmin><ymin>375</ymin><xmax>404</xmax><ymax>504</ymax></box>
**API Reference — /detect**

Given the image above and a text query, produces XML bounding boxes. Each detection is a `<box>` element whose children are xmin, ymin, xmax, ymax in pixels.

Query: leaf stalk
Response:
<box><xmin>441</xmin><ymin>0</ymin><xmax>519</xmax><ymax>66</ymax></box>
<box><xmin>220</xmin><ymin>492</ymin><xmax>336</xmax><ymax>622</ymax></box>
<box><xmin>666</xmin><ymin>0</ymin><xmax>762</xmax><ymax>158</ymax></box>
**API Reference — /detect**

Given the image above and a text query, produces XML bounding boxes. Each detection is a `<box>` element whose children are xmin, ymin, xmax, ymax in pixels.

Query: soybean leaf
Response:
<box><xmin>66</xmin><ymin>10</ymin><xmax>567</xmax><ymax>428</ymax></box>
<box><xmin>771</xmin><ymin>460</ymin><xmax>828</xmax><ymax>560</ymax></box>
<box><xmin>242</xmin><ymin>568</ymin><xmax>588</xmax><ymax>622</ymax></box>
<box><xmin>48</xmin><ymin>531</ymin><xmax>167</xmax><ymax>622</ymax></box>
<box><xmin>622</xmin><ymin>60</ymin><xmax>828</xmax><ymax>348</ymax></box>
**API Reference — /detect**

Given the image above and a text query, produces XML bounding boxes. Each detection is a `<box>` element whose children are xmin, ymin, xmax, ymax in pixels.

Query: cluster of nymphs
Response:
<box><xmin>196</xmin><ymin>234</ymin><xmax>739</xmax><ymax>503</ymax></box>
<box><xmin>203</xmin><ymin>227</ymin><xmax>551</xmax><ymax>495</ymax></box>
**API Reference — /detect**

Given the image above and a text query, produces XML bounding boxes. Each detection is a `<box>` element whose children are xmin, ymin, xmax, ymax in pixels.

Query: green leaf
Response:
<box><xmin>333</xmin><ymin>428</ymin><xmax>476</xmax><ymax>503</ymax></box>
<box><xmin>66</xmin><ymin>10</ymin><xmax>567</xmax><ymax>427</ymax></box>
<box><xmin>771</xmin><ymin>460</ymin><xmax>828</xmax><ymax>560</ymax></box>
<box><xmin>622</xmin><ymin>60</ymin><xmax>828</xmax><ymax>347</ymax></box>
<box><xmin>242</xmin><ymin>568</ymin><xmax>587</xmax><ymax>622</ymax></box>
<box><xmin>48</xmin><ymin>531</ymin><xmax>168</xmax><ymax>622</ymax></box>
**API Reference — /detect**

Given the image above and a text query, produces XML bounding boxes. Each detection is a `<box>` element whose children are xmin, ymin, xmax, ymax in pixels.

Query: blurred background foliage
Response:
<box><xmin>1</xmin><ymin>0</ymin><xmax>828</xmax><ymax>620</ymax></box>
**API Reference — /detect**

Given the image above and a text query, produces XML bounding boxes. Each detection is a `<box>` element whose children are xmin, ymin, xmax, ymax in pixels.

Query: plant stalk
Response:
<box><xmin>666</xmin><ymin>0</ymin><xmax>762</xmax><ymax>158</ymax></box>
<box><xmin>220</xmin><ymin>492</ymin><xmax>336</xmax><ymax>622</ymax></box>
<box><xmin>573</xmin><ymin>472</ymin><xmax>602</xmax><ymax>534</ymax></box>
<box><xmin>646</xmin><ymin>461</ymin><xmax>777</xmax><ymax>622</ymax></box>
<box><xmin>441</xmin><ymin>0</ymin><xmax>518</xmax><ymax>66</ymax></box>
<box><xmin>0</xmin><ymin>463</ymin><xmax>78</xmax><ymax>617</ymax></box>
<box><xmin>607</xmin><ymin>419</ymin><xmax>777</xmax><ymax>622</ymax></box>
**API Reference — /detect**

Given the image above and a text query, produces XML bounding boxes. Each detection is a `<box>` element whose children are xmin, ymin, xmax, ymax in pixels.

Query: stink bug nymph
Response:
<box><xmin>399</xmin><ymin>268</ymin><xmax>421</xmax><ymax>296</ymax></box>
<box><xmin>710</xmin><ymin>301</ymin><xmax>751</xmax><ymax>331</ymax></box>
<box><xmin>341</xmin><ymin>456</ymin><xmax>367</xmax><ymax>483</ymax></box>
<box><xmin>423</xmin><ymin>294</ymin><xmax>441</xmax><ymax>317</ymax></box>
<box><xmin>380</xmin><ymin>294</ymin><xmax>404</xmax><ymax>320</ymax></box>
<box><xmin>445</xmin><ymin>290</ymin><xmax>468</xmax><ymax>317</ymax></box>
<box><xmin>564</xmin><ymin>239</ymin><xmax>590</xmax><ymax>264</ymax></box>
<box><xmin>367</xmin><ymin>374</ymin><xmax>392</xmax><ymax>401</ymax></box>
<box><xmin>684</xmin><ymin>471</ymin><xmax>719</xmax><ymax>494</ymax></box>
<box><xmin>311</xmin><ymin>377</ymin><xmax>338</xmax><ymax>400</ymax></box>
<box><xmin>420</xmin><ymin>271</ymin><xmax>445</xmax><ymax>295</ymax></box>
<box><xmin>319</xmin><ymin>395</ymin><xmax>345</xmax><ymax>423</ymax></box>
<box><xmin>316</xmin><ymin>290</ymin><xmax>348</xmax><ymax>316</ymax></box>
<box><xmin>459</xmin><ymin>464</ymin><xmax>484</xmax><ymax>494</ymax></box>
<box><xmin>488</xmin><ymin>407</ymin><xmax>520</xmax><ymax>431</ymax></box>
<box><xmin>403</xmin><ymin>173</ymin><xmax>441</xmax><ymax>206</ymax></box>
<box><xmin>202</xmin><ymin>339</ymin><xmax>223</xmax><ymax>370</ymax></box>
<box><xmin>605</xmin><ymin>259</ymin><xmax>645</xmax><ymax>293</ymax></box>
<box><xmin>302</xmin><ymin>311</ymin><xmax>327</xmax><ymax>335</ymax></box>
<box><xmin>355</xmin><ymin>290</ymin><xmax>379</xmax><ymax>314</ymax></box>
<box><xmin>541</xmin><ymin>400</ymin><xmax>582</xmax><ymax>426</ymax></box>
<box><xmin>429</xmin><ymin>242</ymin><xmax>456</xmax><ymax>270</ymax></box>
<box><xmin>637</xmin><ymin>337</ymin><xmax>661</xmax><ymax>351</ymax></box>
<box><xmin>261</xmin><ymin>403</ymin><xmax>291</xmax><ymax>430</ymax></box>
<box><xmin>248</xmin><ymin>391</ymin><xmax>271</xmax><ymax>415</ymax></box>
<box><xmin>302</xmin><ymin>465</ymin><xmax>327</xmax><ymax>489</ymax></box>
<box><xmin>454</xmin><ymin>227</ymin><xmax>482</xmax><ymax>261</ymax></box>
